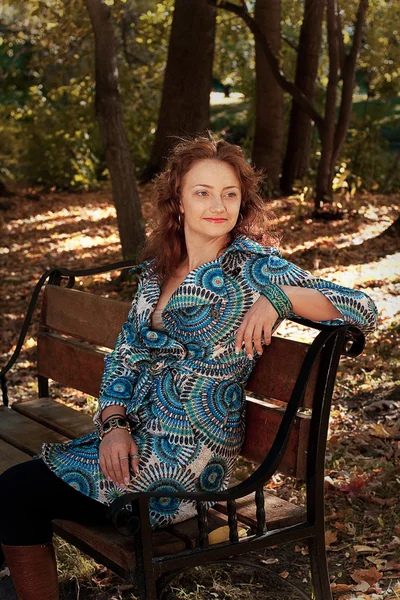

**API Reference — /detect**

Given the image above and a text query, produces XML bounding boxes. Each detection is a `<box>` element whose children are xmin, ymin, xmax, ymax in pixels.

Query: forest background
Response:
<box><xmin>0</xmin><ymin>0</ymin><xmax>399</xmax><ymax>599</ymax></box>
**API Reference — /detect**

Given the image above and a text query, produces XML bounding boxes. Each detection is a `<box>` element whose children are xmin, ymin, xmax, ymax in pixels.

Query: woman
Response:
<box><xmin>0</xmin><ymin>135</ymin><xmax>378</xmax><ymax>599</ymax></box>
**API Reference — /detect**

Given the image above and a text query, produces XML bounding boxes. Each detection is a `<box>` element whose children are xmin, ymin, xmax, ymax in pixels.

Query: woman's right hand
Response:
<box><xmin>99</xmin><ymin>429</ymin><xmax>140</xmax><ymax>489</ymax></box>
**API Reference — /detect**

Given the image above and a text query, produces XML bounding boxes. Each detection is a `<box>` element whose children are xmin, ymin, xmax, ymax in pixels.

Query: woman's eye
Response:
<box><xmin>226</xmin><ymin>192</ymin><xmax>237</xmax><ymax>197</ymax></box>
<box><xmin>196</xmin><ymin>190</ymin><xmax>208</xmax><ymax>196</ymax></box>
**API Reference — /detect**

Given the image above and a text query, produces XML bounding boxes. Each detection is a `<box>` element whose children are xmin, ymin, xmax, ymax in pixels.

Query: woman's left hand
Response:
<box><xmin>235</xmin><ymin>295</ymin><xmax>278</xmax><ymax>359</ymax></box>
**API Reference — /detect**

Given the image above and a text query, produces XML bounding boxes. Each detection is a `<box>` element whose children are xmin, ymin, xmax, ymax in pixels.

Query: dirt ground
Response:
<box><xmin>0</xmin><ymin>186</ymin><xmax>399</xmax><ymax>599</ymax></box>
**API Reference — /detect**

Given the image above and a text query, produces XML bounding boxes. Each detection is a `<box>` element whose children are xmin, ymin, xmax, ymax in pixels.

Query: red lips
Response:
<box><xmin>204</xmin><ymin>218</ymin><xmax>227</xmax><ymax>222</ymax></box>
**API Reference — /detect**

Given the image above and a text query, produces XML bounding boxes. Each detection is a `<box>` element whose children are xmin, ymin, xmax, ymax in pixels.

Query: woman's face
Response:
<box><xmin>179</xmin><ymin>159</ymin><xmax>242</xmax><ymax>241</ymax></box>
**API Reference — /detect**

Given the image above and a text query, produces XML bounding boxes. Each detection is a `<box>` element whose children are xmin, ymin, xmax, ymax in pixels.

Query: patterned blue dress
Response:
<box><xmin>41</xmin><ymin>234</ymin><xmax>378</xmax><ymax>528</ymax></box>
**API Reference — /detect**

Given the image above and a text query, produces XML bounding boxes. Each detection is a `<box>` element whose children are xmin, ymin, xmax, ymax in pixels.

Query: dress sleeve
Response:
<box><xmin>252</xmin><ymin>250</ymin><xmax>378</xmax><ymax>335</ymax></box>
<box><xmin>92</xmin><ymin>281</ymin><xmax>143</xmax><ymax>433</ymax></box>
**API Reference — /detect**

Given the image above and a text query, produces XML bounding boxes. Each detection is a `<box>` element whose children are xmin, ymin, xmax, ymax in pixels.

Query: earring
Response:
<box><xmin>238</xmin><ymin>212</ymin><xmax>244</xmax><ymax>221</ymax></box>
<box><xmin>178</xmin><ymin>213</ymin><xmax>182</xmax><ymax>225</ymax></box>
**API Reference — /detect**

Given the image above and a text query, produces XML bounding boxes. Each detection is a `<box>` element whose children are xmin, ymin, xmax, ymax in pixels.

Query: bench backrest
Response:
<box><xmin>38</xmin><ymin>285</ymin><xmax>331</xmax><ymax>480</ymax></box>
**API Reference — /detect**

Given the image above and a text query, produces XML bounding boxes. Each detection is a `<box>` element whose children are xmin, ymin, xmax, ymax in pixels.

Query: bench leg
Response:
<box><xmin>307</xmin><ymin>533</ymin><xmax>333</xmax><ymax>600</ymax></box>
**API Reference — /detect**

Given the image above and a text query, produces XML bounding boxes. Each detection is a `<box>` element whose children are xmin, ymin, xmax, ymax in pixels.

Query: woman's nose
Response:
<box><xmin>209</xmin><ymin>196</ymin><xmax>226</xmax><ymax>212</ymax></box>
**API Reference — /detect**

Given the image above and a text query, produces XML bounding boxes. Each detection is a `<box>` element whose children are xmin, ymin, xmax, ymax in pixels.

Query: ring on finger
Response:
<box><xmin>119</xmin><ymin>456</ymin><xmax>129</xmax><ymax>461</ymax></box>
<box><xmin>130</xmin><ymin>453</ymin><xmax>140</xmax><ymax>459</ymax></box>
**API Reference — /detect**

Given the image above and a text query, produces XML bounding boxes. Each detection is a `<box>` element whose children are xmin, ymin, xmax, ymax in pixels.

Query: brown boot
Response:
<box><xmin>1</xmin><ymin>541</ymin><xmax>59</xmax><ymax>600</ymax></box>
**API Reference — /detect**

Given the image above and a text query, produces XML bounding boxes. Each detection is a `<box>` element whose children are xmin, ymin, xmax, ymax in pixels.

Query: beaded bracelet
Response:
<box><xmin>99</xmin><ymin>414</ymin><xmax>131</xmax><ymax>440</ymax></box>
<box><xmin>261</xmin><ymin>284</ymin><xmax>292</xmax><ymax>319</ymax></box>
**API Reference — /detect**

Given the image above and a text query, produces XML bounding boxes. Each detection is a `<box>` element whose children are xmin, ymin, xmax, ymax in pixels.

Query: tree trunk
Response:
<box><xmin>144</xmin><ymin>0</ymin><xmax>217</xmax><ymax>180</ymax></box>
<box><xmin>252</xmin><ymin>0</ymin><xmax>283</xmax><ymax>193</ymax></box>
<box><xmin>280</xmin><ymin>0</ymin><xmax>324</xmax><ymax>194</ymax></box>
<box><xmin>315</xmin><ymin>0</ymin><xmax>340</xmax><ymax>209</ymax></box>
<box><xmin>332</xmin><ymin>0</ymin><xmax>368</xmax><ymax>166</ymax></box>
<box><xmin>83</xmin><ymin>0</ymin><xmax>145</xmax><ymax>260</ymax></box>
<box><xmin>316</xmin><ymin>0</ymin><xmax>368</xmax><ymax>209</ymax></box>
<box><xmin>210</xmin><ymin>0</ymin><xmax>368</xmax><ymax>213</ymax></box>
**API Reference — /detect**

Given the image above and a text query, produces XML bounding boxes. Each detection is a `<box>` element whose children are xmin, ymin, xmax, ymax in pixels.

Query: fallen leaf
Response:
<box><xmin>279</xmin><ymin>571</ymin><xmax>289</xmax><ymax>579</ymax></box>
<box><xmin>353</xmin><ymin>545</ymin><xmax>380</xmax><ymax>554</ymax></box>
<box><xmin>370</xmin><ymin>422</ymin><xmax>400</xmax><ymax>439</ymax></box>
<box><xmin>337</xmin><ymin>594</ymin><xmax>373</xmax><ymax>600</ymax></box>
<box><xmin>260</xmin><ymin>557</ymin><xmax>279</xmax><ymax>565</ymax></box>
<box><xmin>351</xmin><ymin>567</ymin><xmax>382</xmax><ymax>586</ymax></box>
<box><xmin>326</xmin><ymin>529</ymin><xmax>339</xmax><ymax>546</ymax></box>
<box><xmin>335</xmin><ymin>521</ymin><xmax>356</xmax><ymax>535</ymax></box>
<box><xmin>382</xmin><ymin>560</ymin><xmax>400</xmax><ymax>572</ymax></box>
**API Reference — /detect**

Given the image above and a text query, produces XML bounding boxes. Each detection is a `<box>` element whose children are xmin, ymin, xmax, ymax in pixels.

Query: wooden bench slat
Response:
<box><xmin>0</xmin><ymin>439</ymin><xmax>31</xmax><ymax>473</ymax></box>
<box><xmin>215</xmin><ymin>490</ymin><xmax>305</xmax><ymax>532</ymax></box>
<box><xmin>53</xmin><ymin>519</ymin><xmax>137</xmax><ymax>574</ymax></box>
<box><xmin>42</xmin><ymin>286</ymin><xmax>131</xmax><ymax>348</ymax></box>
<box><xmin>12</xmin><ymin>397</ymin><xmax>95</xmax><ymax>439</ymax></box>
<box><xmin>246</xmin><ymin>335</ymin><xmax>320</xmax><ymax>409</ymax></box>
<box><xmin>242</xmin><ymin>397</ymin><xmax>311</xmax><ymax>478</ymax></box>
<box><xmin>38</xmin><ymin>333</ymin><xmax>104</xmax><ymax>397</ymax></box>
<box><xmin>52</xmin><ymin>519</ymin><xmax>187</xmax><ymax>575</ymax></box>
<box><xmin>0</xmin><ymin>407</ymin><xmax>68</xmax><ymax>456</ymax></box>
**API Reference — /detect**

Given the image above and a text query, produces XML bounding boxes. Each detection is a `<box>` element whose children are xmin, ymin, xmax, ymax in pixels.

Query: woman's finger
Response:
<box><xmin>263</xmin><ymin>322</ymin><xmax>272</xmax><ymax>346</ymax></box>
<box><xmin>253</xmin><ymin>322</ymin><xmax>264</xmax><ymax>355</ymax></box>
<box><xmin>99</xmin><ymin>453</ymin><xmax>108</xmax><ymax>481</ymax></box>
<box><xmin>105</xmin><ymin>456</ymin><xmax>120</xmax><ymax>487</ymax></box>
<box><xmin>111</xmin><ymin>454</ymin><xmax>126</xmax><ymax>488</ymax></box>
<box><xmin>234</xmin><ymin>321</ymin><xmax>247</xmax><ymax>353</ymax></box>
<box><xmin>99</xmin><ymin>447</ymin><xmax>112</xmax><ymax>482</ymax></box>
<box><xmin>243</xmin><ymin>322</ymin><xmax>256</xmax><ymax>358</ymax></box>
<box><xmin>119</xmin><ymin>453</ymin><xmax>131</xmax><ymax>487</ymax></box>
<box><xmin>130</xmin><ymin>441</ymin><xmax>140</xmax><ymax>475</ymax></box>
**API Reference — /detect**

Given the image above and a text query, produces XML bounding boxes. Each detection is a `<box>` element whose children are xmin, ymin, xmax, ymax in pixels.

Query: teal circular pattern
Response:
<box><xmin>104</xmin><ymin>376</ymin><xmax>133</xmax><ymax>400</ymax></box>
<box><xmin>184</xmin><ymin>376</ymin><xmax>243</xmax><ymax>452</ymax></box>
<box><xmin>62</xmin><ymin>437</ymin><xmax>99</xmax><ymax>462</ymax></box>
<box><xmin>147</xmin><ymin>479</ymin><xmax>186</xmax><ymax>520</ymax></box>
<box><xmin>196</xmin><ymin>264</ymin><xmax>225</xmax><ymax>294</ymax></box>
<box><xmin>198</xmin><ymin>457</ymin><xmax>227</xmax><ymax>492</ymax></box>
<box><xmin>153</xmin><ymin>435</ymin><xmax>201</xmax><ymax>467</ymax></box>
<box><xmin>155</xmin><ymin>370</ymin><xmax>184</xmax><ymax>418</ymax></box>
<box><xmin>245</xmin><ymin>256</ymin><xmax>270</xmax><ymax>289</ymax></box>
<box><xmin>57</xmin><ymin>467</ymin><xmax>96</xmax><ymax>497</ymax></box>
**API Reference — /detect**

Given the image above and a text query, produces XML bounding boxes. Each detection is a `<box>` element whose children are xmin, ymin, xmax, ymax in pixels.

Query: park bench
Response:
<box><xmin>0</xmin><ymin>263</ymin><xmax>365</xmax><ymax>600</ymax></box>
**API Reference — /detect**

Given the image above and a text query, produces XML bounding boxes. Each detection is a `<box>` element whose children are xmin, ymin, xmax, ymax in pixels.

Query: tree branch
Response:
<box><xmin>281</xmin><ymin>35</ymin><xmax>298</xmax><ymax>52</ymax></box>
<box><xmin>333</xmin><ymin>0</ymin><xmax>369</xmax><ymax>163</ymax></box>
<box><xmin>120</xmin><ymin>13</ymin><xmax>149</xmax><ymax>67</ymax></box>
<box><xmin>208</xmin><ymin>0</ymin><xmax>324</xmax><ymax>133</ymax></box>
<box><xmin>336</xmin><ymin>3</ymin><xmax>346</xmax><ymax>76</ymax></box>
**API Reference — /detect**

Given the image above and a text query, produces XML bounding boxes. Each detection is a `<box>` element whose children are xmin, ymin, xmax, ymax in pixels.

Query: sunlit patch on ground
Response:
<box><xmin>210</xmin><ymin>91</ymin><xmax>245</xmax><ymax>106</ymax></box>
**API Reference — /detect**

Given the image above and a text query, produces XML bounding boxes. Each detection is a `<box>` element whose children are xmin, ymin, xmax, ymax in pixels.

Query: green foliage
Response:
<box><xmin>18</xmin><ymin>81</ymin><xmax>100</xmax><ymax>190</ymax></box>
<box><xmin>116</xmin><ymin>1</ymin><xmax>174</xmax><ymax>171</ymax></box>
<box><xmin>0</xmin><ymin>0</ymin><xmax>101</xmax><ymax>189</ymax></box>
<box><xmin>214</xmin><ymin>10</ymin><xmax>254</xmax><ymax>98</ymax></box>
<box><xmin>0</xmin><ymin>0</ymin><xmax>399</xmax><ymax>193</ymax></box>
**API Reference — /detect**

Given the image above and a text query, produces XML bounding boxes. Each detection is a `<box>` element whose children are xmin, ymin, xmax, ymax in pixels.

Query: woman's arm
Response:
<box><xmin>256</xmin><ymin>252</ymin><xmax>379</xmax><ymax>334</ymax></box>
<box><xmin>93</xmin><ymin>309</ymin><xmax>141</xmax><ymax>432</ymax></box>
<box><xmin>93</xmin><ymin>318</ymin><xmax>138</xmax><ymax>431</ymax></box>
<box><xmin>279</xmin><ymin>285</ymin><xmax>342</xmax><ymax>321</ymax></box>
<box><xmin>101</xmin><ymin>405</ymin><xmax>126</xmax><ymax>421</ymax></box>
<box><xmin>235</xmin><ymin>252</ymin><xmax>378</xmax><ymax>358</ymax></box>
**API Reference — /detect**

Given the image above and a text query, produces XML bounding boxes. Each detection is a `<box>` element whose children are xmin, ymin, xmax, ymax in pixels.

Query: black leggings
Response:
<box><xmin>0</xmin><ymin>458</ymin><xmax>108</xmax><ymax>546</ymax></box>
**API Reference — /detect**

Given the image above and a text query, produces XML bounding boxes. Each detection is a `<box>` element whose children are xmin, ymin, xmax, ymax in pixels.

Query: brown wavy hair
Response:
<box><xmin>137</xmin><ymin>133</ymin><xmax>278</xmax><ymax>281</ymax></box>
